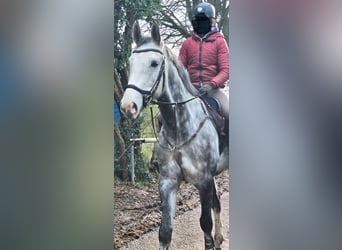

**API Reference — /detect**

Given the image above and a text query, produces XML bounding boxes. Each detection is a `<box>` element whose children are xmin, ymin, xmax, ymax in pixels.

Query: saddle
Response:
<box><xmin>200</xmin><ymin>95</ymin><xmax>228</xmax><ymax>153</ymax></box>
<box><xmin>200</xmin><ymin>95</ymin><xmax>228</xmax><ymax>135</ymax></box>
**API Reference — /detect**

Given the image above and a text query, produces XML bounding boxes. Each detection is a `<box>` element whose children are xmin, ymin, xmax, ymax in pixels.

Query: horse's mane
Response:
<box><xmin>164</xmin><ymin>46</ymin><xmax>199</xmax><ymax>96</ymax></box>
<box><xmin>134</xmin><ymin>36</ymin><xmax>199</xmax><ymax>97</ymax></box>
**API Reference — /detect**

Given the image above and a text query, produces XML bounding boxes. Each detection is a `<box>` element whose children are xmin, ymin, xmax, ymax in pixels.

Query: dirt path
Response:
<box><xmin>118</xmin><ymin>192</ymin><xmax>229</xmax><ymax>250</ymax></box>
<box><xmin>114</xmin><ymin>171</ymin><xmax>229</xmax><ymax>249</ymax></box>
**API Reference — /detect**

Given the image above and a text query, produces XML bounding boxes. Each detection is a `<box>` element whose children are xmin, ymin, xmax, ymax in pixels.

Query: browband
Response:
<box><xmin>133</xmin><ymin>48</ymin><xmax>163</xmax><ymax>55</ymax></box>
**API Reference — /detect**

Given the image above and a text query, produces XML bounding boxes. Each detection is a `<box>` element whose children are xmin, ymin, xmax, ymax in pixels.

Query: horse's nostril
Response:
<box><xmin>132</xmin><ymin>102</ymin><xmax>137</xmax><ymax>112</ymax></box>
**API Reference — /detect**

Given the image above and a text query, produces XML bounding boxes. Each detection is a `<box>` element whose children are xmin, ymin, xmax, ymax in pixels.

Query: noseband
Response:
<box><xmin>126</xmin><ymin>48</ymin><xmax>165</xmax><ymax>107</ymax></box>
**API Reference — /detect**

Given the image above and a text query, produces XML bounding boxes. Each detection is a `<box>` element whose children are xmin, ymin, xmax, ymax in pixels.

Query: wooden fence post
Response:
<box><xmin>131</xmin><ymin>142</ymin><xmax>135</xmax><ymax>185</ymax></box>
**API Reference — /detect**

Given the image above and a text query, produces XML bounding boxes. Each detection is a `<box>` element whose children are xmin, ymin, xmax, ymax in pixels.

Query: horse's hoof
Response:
<box><xmin>214</xmin><ymin>233</ymin><xmax>224</xmax><ymax>245</ymax></box>
<box><xmin>205</xmin><ymin>239</ymin><xmax>215</xmax><ymax>249</ymax></box>
<box><xmin>159</xmin><ymin>244</ymin><xmax>169</xmax><ymax>250</ymax></box>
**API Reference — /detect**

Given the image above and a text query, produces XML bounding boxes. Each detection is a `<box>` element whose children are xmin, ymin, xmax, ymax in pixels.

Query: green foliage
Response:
<box><xmin>140</xmin><ymin>105</ymin><xmax>159</xmax><ymax>176</ymax></box>
<box><xmin>131</xmin><ymin>146</ymin><xmax>154</xmax><ymax>182</ymax></box>
<box><xmin>114</xmin><ymin>0</ymin><xmax>162</xmax><ymax>183</ymax></box>
<box><xmin>114</xmin><ymin>112</ymin><xmax>157</xmax><ymax>183</ymax></box>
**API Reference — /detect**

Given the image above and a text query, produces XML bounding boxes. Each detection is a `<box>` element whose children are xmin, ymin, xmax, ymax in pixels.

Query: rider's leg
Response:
<box><xmin>208</xmin><ymin>87</ymin><xmax>229</xmax><ymax>120</ymax></box>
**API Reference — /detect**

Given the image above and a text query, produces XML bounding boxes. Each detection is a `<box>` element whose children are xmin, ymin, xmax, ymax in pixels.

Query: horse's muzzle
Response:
<box><xmin>120</xmin><ymin>100</ymin><xmax>138</xmax><ymax>119</ymax></box>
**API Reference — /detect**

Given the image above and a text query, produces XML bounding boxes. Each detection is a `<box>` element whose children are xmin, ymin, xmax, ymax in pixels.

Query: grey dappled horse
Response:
<box><xmin>120</xmin><ymin>22</ymin><xmax>229</xmax><ymax>250</ymax></box>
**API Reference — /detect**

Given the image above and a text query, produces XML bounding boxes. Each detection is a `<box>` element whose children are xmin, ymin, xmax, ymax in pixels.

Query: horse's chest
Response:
<box><xmin>174</xmin><ymin>151</ymin><xmax>214</xmax><ymax>184</ymax></box>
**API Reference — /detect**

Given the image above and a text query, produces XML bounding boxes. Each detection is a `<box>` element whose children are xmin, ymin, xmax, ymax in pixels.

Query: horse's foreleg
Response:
<box><xmin>158</xmin><ymin>177</ymin><xmax>178</xmax><ymax>250</ymax></box>
<box><xmin>212</xmin><ymin>179</ymin><xmax>224</xmax><ymax>249</ymax></box>
<box><xmin>199</xmin><ymin>178</ymin><xmax>215</xmax><ymax>250</ymax></box>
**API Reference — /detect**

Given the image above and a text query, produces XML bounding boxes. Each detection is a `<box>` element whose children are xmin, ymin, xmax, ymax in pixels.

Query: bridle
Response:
<box><xmin>125</xmin><ymin>47</ymin><xmax>211</xmax><ymax>151</ymax></box>
<box><xmin>125</xmin><ymin>48</ymin><xmax>165</xmax><ymax>108</ymax></box>
<box><xmin>126</xmin><ymin>47</ymin><xmax>202</xmax><ymax>107</ymax></box>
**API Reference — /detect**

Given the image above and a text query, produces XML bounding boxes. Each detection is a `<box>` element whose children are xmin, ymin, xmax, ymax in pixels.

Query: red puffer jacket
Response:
<box><xmin>179</xmin><ymin>31</ymin><xmax>229</xmax><ymax>88</ymax></box>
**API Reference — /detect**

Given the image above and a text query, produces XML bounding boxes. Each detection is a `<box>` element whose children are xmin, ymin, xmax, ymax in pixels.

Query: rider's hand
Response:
<box><xmin>199</xmin><ymin>84</ymin><xmax>214</xmax><ymax>94</ymax></box>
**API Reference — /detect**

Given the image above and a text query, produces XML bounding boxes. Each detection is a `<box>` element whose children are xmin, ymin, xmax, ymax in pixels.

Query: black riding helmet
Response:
<box><xmin>191</xmin><ymin>3</ymin><xmax>216</xmax><ymax>36</ymax></box>
<box><xmin>192</xmin><ymin>2</ymin><xmax>216</xmax><ymax>20</ymax></box>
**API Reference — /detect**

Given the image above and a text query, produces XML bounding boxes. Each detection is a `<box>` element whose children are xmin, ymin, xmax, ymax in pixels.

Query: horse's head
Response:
<box><xmin>120</xmin><ymin>22</ymin><xmax>165</xmax><ymax>119</ymax></box>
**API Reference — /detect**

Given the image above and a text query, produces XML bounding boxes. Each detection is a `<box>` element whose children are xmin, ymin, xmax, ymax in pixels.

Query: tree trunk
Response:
<box><xmin>114</xmin><ymin>122</ymin><xmax>128</xmax><ymax>180</ymax></box>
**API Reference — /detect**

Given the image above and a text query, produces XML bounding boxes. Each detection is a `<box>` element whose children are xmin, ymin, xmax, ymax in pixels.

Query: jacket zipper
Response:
<box><xmin>199</xmin><ymin>38</ymin><xmax>203</xmax><ymax>87</ymax></box>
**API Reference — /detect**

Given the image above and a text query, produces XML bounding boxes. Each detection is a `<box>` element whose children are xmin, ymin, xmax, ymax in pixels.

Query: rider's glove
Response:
<box><xmin>199</xmin><ymin>84</ymin><xmax>214</xmax><ymax>94</ymax></box>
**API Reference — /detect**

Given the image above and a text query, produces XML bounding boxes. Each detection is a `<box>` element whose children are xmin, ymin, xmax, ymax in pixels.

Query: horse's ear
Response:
<box><xmin>151</xmin><ymin>23</ymin><xmax>161</xmax><ymax>45</ymax></box>
<box><xmin>133</xmin><ymin>21</ymin><xmax>142</xmax><ymax>45</ymax></box>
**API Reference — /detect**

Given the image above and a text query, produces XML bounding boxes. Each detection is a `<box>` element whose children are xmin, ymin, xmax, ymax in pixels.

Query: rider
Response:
<box><xmin>179</xmin><ymin>2</ymin><xmax>229</xmax><ymax>120</ymax></box>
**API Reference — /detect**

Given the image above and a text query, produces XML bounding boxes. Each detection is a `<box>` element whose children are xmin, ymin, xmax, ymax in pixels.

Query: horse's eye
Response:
<box><xmin>151</xmin><ymin>61</ymin><xmax>159</xmax><ymax>67</ymax></box>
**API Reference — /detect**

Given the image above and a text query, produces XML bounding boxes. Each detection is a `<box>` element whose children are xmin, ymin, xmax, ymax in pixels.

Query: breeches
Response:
<box><xmin>208</xmin><ymin>87</ymin><xmax>229</xmax><ymax>120</ymax></box>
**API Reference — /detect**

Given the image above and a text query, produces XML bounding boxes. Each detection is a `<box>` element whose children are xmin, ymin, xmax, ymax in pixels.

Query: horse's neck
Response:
<box><xmin>158</xmin><ymin>63</ymin><xmax>205</xmax><ymax>135</ymax></box>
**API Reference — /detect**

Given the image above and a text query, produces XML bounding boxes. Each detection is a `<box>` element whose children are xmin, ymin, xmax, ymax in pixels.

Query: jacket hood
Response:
<box><xmin>191</xmin><ymin>30</ymin><xmax>224</xmax><ymax>41</ymax></box>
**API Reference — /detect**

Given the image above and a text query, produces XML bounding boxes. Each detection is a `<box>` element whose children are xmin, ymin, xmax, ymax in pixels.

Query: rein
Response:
<box><xmin>150</xmin><ymin>99</ymin><xmax>210</xmax><ymax>151</ymax></box>
<box><xmin>151</xmin><ymin>96</ymin><xmax>199</xmax><ymax>106</ymax></box>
